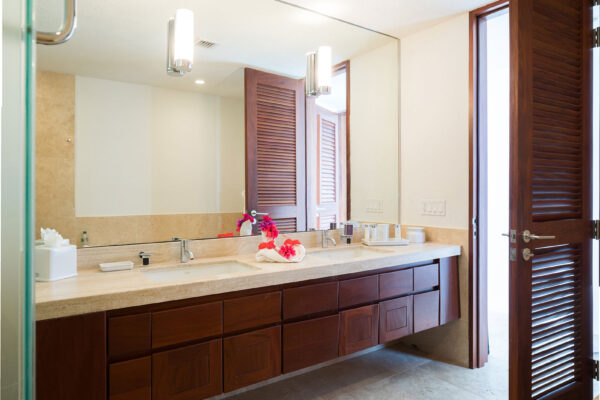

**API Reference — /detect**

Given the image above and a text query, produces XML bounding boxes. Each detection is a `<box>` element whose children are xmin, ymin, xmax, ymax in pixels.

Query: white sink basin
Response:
<box><xmin>142</xmin><ymin>261</ymin><xmax>258</xmax><ymax>282</ymax></box>
<box><xmin>311</xmin><ymin>247</ymin><xmax>388</xmax><ymax>261</ymax></box>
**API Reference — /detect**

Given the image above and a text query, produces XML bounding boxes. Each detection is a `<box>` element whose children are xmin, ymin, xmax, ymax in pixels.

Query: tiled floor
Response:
<box><xmin>225</xmin><ymin>313</ymin><xmax>509</xmax><ymax>400</ymax></box>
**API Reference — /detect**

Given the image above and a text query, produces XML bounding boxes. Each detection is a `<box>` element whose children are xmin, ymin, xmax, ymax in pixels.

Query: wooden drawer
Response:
<box><xmin>283</xmin><ymin>282</ymin><xmax>338</xmax><ymax>320</ymax></box>
<box><xmin>109</xmin><ymin>357</ymin><xmax>151</xmax><ymax>400</ymax></box>
<box><xmin>379</xmin><ymin>296</ymin><xmax>413</xmax><ymax>343</ymax></box>
<box><xmin>413</xmin><ymin>264</ymin><xmax>439</xmax><ymax>291</ymax></box>
<box><xmin>379</xmin><ymin>269</ymin><xmax>413</xmax><ymax>299</ymax></box>
<box><xmin>153</xmin><ymin>339</ymin><xmax>222</xmax><ymax>400</ymax></box>
<box><xmin>339</xmin><ymin>304</ymin><xmax>379</xmax><ymax>356</ymax></box>
<box><xmin>283</xmin><ymin>314</ymin><xmax>339</xmax><ymax>373</ymax></box>
<box><xmin>224</xmin><ymin>326</ymin><xmax>281</xmax><ymax>392</ymax></box>
<box><xmin>339</xmin><ymin>275</ymin><xmax>379</xmax><ymax>308</ymax></box>
<box><xmin>152</xmin><ymin>302</ymin><xmax>222</xmax><ymax>349</ymax></box>
<box><xmin>108</xmin><ymin>313</ymin><xmax>151</xmax><ymax>360</ymax></box>
<box><xmin>414</xmin><ymin>290</ymin><xmax>440</xmax><ymax>333</ymax></box>
<box><xmin>224</xmin><ymin>291</ymin><xmax>281</xmax><ymax>334</ymax></box>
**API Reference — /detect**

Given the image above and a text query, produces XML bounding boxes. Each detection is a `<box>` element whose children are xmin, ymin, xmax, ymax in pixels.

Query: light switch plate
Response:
<box><xmin>420</xmin><ymin>199</ymin><xmax>446</xmax><ymax>216</ymax></box>
<box><xmin>366</xmin><ymin>198</ymin><xmax>383</xmax><ymax>213</ymax></box>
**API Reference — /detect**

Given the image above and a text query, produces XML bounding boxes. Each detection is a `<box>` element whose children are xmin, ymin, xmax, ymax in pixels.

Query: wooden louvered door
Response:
<box><xmin>509</xmin><ymin>0</ymin><xmax>593</xmax><ymax>399</ymax></box>
<box><xmin>316</xmin><ymin>106</ymin><xmax>341</xmax><ymax>230</ymax></box>
<box><xmin>245</xmin><ymin>68</ymin><xmax>306</xmax><ymax>233</ymax></box>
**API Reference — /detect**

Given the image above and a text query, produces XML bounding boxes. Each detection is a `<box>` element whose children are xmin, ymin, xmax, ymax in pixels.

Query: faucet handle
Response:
<box><xmin>329</xmin><ymin>222</ymin><xmax>337</xmax><ymax>230</ymax></box>
<box><xmin>139</xmin><ymin>251</ymin><xmax>152</xmax><ymax>266</ymax></box>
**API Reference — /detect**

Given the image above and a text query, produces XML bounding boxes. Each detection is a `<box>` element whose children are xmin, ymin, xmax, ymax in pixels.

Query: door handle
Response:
<box><xmin>37</xmin><ymin>0</ymin><xmax>77</xmax><ymax>45</ymax></box>
<box><xmin>522</xmin><ymin>230</ymin><xmax>556</xmax><ymax>243</ymax></box>
<box><xmin>522</xmin><ymin>248</ymin><xmax>534</xmax><ymax>261</ymax></box>
<box><xmin>250</xmin><ymin>210</ymin><xmax>268</xmax><ymax>218</ymax></box>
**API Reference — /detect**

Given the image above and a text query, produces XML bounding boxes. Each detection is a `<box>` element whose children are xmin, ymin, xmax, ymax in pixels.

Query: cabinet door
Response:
<box><xmin>223</xmin><ymin>291</ymin><xmax>281</xmax><ymax>334</ymax></box>
<box><xmin>339</xmin><ymin>304</ymin><xmax>379</xmax><ymax>356</ymax></box>
<box><xmin>152</xmin><ymin>339</ymin><xmax>222</xmax><ymax>400</ymax></box>
<box><xmin>283</xmin><ymin>314</ymin><xmax>339</xmax><ymax>373</ymax></box>
<box><xmin>152</xmin><ymin>302</ymin><xmax>222</xmax><ymax>349</ymax></box>
<box><xmin>223</xmin><ymin>326</ymin><xmax>281</xmax><ymax>392</ymax></box>
<box><xmin>108</xmin><ymin>313</ymin><xmax>151</xmax><ymax>360</ymax></box>
<box><xmin>379</xmin><ymin>296</ymin><xmax>412</xmax><ymax>343</ymax></box>
<box><xmin>414</xmin><ymin>290</ymin><xmax>440</xmax><ymax>333</ymax></box>
<box><xmin>339</xmin><ymin>275</ymin><xmax>379</xmax><ymax>308</ymax></box>
<box><xmin>109</xmin><ymin>357</ymin><xmax>151</xmax><ymax>400</ymax></box>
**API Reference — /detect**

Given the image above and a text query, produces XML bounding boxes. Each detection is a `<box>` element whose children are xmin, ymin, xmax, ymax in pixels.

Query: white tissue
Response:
<box><xmin>40</xmin><ymin>227</ymin><xmax>68</xmax><ymax>248</ymax></box>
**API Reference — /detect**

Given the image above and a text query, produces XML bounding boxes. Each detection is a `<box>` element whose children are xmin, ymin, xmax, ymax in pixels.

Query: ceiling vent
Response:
<box><xmin>196</xmin><ymin>39</ymin><xmax>217</xmax><ymax>48</ymax></box>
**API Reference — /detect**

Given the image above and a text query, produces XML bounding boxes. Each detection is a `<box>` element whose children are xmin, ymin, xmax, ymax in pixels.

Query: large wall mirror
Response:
<box><xmin>36</xmin><ymin>0</ymin><xmax>399</xmax><ymax>247</ymax></box>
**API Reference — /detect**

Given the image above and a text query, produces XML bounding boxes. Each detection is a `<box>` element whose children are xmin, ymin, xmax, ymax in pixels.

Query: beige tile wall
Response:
<box><xmin>36</xmin><ymin>70</ymin><xmax>244</xmax><ymax>246</ymax></box>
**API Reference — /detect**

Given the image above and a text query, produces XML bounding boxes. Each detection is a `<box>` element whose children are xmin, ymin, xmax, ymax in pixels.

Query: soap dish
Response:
<box><xmin>99</xmin><ymin>261</ymin><xmax>134</xmax><ymax>272</ymax></box>
<box><xmin>362</xmin><ymin>238</ymin><xmax>410</xmax><ymax>246</ymax></box>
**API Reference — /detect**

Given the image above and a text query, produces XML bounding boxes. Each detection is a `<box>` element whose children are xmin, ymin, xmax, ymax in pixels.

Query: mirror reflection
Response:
<box><xmin>36</xmin><ymin>0</ymin><xmax>399</xmax><ymax>247</ymax></box>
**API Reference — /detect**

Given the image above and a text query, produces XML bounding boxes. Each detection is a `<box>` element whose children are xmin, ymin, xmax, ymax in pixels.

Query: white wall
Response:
<box><xmin>400</xmin><ymin>13</ymin><xmax>470</xmax><ymax>229</ymax></box>
<box><xmin>75</xmin><ymin>76</ymin><xmax>244</xmax><ymax>217</ymax></box>
<box><xmin>350</xmin><ymin>41</ymin><xmax>399</xmax><ymax>223</ymax></box>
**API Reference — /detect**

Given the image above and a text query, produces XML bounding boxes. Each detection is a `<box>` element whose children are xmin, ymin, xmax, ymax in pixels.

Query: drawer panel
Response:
<box><xmin>339</xmin><ymin>275</ymin><xmax>379</xmax><ymax>308</ymax></box>
<box><xmin>224</xmin><ymin>291</ymin><xmax>281</xmax><ymax>334</ymax></box>
<box><xmin>379</xmin><ymin>296</ymin><xmax>413</xmax><ymax>343</ymax></box>
<box><xmin>379</xmin><ymin>269</ymin><xmax>413</xmax><ymax>299</ymax></box>
<box><xmin>224</xmin><ymin>326</ymin><xmax>281</xmax><ymax>392</ymax></box>
<box><xmin>414</xmin><ymin>290</ymin><xmax>440</xmax><ymax>333</ymax></box>
<box><xmin>152</xmin><ymin>302</ymin><xmax>222</xmax><ymax>349</ymax></box>
<box><xmin>108</xmin><ymin>313</ymin><xmax>151</xmax><ymax>359</ymax></box>
<box><xmin>109</xmin><ymin>357</ymin><xmax>151</xmax><ymax>400</ymax></box>
<box><xmin>339</xmin><ymin>304</ymin><xmax>379</xmax><ymax>356</ymax></box>
<box><xmin>283</xmin><ymin>314</ymin><xmax>339</xmax><ymax>373</ymax></box>
<box><xmin>283</xmin><ymin>282</ymin><xmax>338</xmax><ymax>320</ymax></box>
<box><xmin>413</xmin><ymin>264</ymin><xmax>439</xmax><ymax>291</ymax></box>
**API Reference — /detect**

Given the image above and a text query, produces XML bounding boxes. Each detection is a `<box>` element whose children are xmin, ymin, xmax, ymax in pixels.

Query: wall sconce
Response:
<box><xmin>167</xmin><ymin>9</ymin><xmax>194</xmax><ymax>77</ymax></box>
<box><xmin>305</xmin><ymin>45</ymin><xmax>332</xmax><ymax>97</ymax></box>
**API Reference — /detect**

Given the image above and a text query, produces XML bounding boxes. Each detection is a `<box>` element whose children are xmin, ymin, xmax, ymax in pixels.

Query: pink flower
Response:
<box><xmin>236</xmin><ymin>213</ymin><xmax>255</xmax><ymax>231</ymax></box>
<box><xmin>278</xmin><ymin>244</ymin><xmax>296</xmax><ymax>259</ymax></box>
<box><xmin>258</xmin><ymin>240</ymin><xmax>276</xmax><ymax>250</ymax></box>
<box><xmin>264</xmin><ymin>224</ymin><xmax>279</xmax><ymax>239</ymax></box>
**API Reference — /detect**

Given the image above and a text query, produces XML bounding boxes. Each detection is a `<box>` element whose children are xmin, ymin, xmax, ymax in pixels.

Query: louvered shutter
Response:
<box><xmin>509</xmin><ymin>0</ymin><xmax>593</xmax><ymax>398</ymax></box>
<box><xmin>245</xmin><ymin>68</ymin><xmax>306</xmax><ymax>233</ymax></box>
<box><xmin>316</xmin><ymin>107</ymin><xmax>340</xmax><ymax>230</ymax></box>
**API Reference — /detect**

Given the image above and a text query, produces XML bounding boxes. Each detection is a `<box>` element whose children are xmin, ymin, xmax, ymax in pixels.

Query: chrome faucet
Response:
<box><xmin>322</xmin><ymin>224</ymin><xmax>337</xmax><ymax>248</ymax></box>
<box><xmin>173</xmin><ymin>237</ymin><xmax>195</xmax><ymax>263</ymax></box>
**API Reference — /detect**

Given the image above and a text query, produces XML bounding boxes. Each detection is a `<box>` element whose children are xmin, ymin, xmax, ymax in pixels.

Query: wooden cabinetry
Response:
<box><xmin>339</xmin><ymin>304</ymin><xmax>379</xmax><ymax>356</ymax></box>
<box><xmin>283</xmin><ymin>314</ymin><xmax>339</xmax><ymax>373</ymax></box>
<box><xmin>109</xmin><ymin>357</ymin><xmax>151</xmax><ymax>400</ymax></box>
<box><xmin>37</xmin><ymin>256</ymin><xmax>459</xmax><ymax>398</ymax></box>
<box><xmin>152</xmin><ymin>339</ymin><xmax>222</xmax><ymax>400</ymax></box>
<box><xmin>223</xmin><ymin>326</ymin><xmax>282</xmax><ymax>392</ymax></box>
<box><xmin>379</xmin><ymin>296</ymin><xmax>413</xmax><ymax>343</ymax></box>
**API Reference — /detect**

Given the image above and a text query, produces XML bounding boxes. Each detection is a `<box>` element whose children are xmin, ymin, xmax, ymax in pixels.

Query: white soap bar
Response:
<box><xmin>99</xmin><ymin>261</ymin><xmax>134</xmax><ymax>272</ymax></box>
<box><xmin>35</xmin><ymin>245</ymin><xmax>77</xmax><ymax>281</ymax></box>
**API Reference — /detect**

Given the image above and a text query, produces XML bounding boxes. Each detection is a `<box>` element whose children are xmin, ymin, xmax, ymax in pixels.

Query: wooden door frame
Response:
<box><xmin>333</xmin><ymin>60</ymin><xmax>351</xmax><ymax>221</ymax></box>
<box><xmin>468</xmin><ymin>0</ymin><xmax>509</xmax><ymax>369</ymax></box>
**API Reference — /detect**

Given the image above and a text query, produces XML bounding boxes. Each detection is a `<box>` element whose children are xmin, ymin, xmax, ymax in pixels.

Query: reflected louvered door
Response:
<box><xmin>509</xmin><ymin>0</ymin><xmax>593</xmax><ymax>399</ymax></box>
<box><xmin>245</xmin><ymin>68</ymin><xmax>306</xmax><ymax>233</ymax></box>
<box><xmin>316</xmin><ymin>106</ymin><xmax>340</xmax><ymax>230</ymax></box>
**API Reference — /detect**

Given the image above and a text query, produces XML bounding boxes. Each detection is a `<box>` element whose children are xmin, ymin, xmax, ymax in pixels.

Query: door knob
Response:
<box><xmin>522</xmin><ymin>248</ymin><xmax>534</xmax><ymax>261</ymax></box>
<box><xmin>522</xmin><ymin>230</ymin><xmax>556</xmax><ymax>243</ymax></box>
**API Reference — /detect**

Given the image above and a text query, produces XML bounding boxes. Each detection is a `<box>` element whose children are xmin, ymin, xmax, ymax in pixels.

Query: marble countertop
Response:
<box><xmin>35</xmin><ymin>243</ymin><xmax>461</xmax><ymax>321</ymax></box>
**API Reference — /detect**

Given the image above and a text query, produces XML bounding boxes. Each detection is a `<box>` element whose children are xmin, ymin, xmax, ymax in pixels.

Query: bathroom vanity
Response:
<box><xmin>35</xmin><ymin>244</ymin><xmax>460</xmax><ymax>400</ymax></box>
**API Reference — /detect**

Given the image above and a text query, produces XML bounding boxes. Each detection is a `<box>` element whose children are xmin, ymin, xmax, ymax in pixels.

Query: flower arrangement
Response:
<box><xmin>236</xmin><ymin>213</ymin><xmax>255</xmax><ymax>232</ymax></box>
<box><xmin>260</xmin><ymin>215</ymin><xmax>279</xmax><ymax>239</ymax></box>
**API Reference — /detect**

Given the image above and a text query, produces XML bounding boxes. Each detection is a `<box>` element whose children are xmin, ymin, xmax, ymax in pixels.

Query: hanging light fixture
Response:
<box><xmin>305</xmin><ymin>45</ymin><xmax>332</xmax><ymax>97</ymax></box>
<box><xmin>167</xmin><ymin>9</ymin><xmax>194</xmax><ymax>76</ymax></box>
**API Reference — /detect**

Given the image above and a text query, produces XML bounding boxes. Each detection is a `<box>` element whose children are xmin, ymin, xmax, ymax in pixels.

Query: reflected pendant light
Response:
<box><xmin>305</xmin><ymin>45</ymin><xmax>332</xmax><ymax>97</ymax></box>
<box><xmin>167</xmin><ymin>9</ymin><xmax>194</xmax><ymax>76</ymax></box>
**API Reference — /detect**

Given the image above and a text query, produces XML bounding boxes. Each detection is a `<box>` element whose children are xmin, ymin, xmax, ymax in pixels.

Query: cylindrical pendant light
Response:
<box><xmin>305</xmin><ymin>51</ymin><xmax>318</xmax><ymax>96</ymax></box>
<box><xmin>167</xmin><ymin>9</ymin><xmax>194</xmax><ymax>76</ymax></box>
<box><xmin>316</xmin><ymin>45</ymin><xmax>332</xmax><ymax>95</ymax></box>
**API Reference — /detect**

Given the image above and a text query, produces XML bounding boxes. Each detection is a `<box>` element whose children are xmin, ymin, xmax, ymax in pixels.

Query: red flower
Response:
<box><xmin>278</xmin><ymin>244</ymin><xmax>296</xmax><ymax>259</ymax></box>
<box><xmin>264</xmin><ymin>224</ymin><xmax>279</xmax><ymax>239</ymax></box>
<box><xmin>284</xmin><ymin>239</ymin><xmax>301</xmax><ymax>246</ymax></box>
<box><xmin>258</xmin><ymin>240</ymin><xmax>276</xmax><ymax>250</ymax></box>
<box><xmin>218</xmin><ymin>232</ymin><xmax>234</xmax><ymax>238</ymax></box>
<box><xmin>236</xmin><ymin>213</ymin><xmax>255</xmax><ymax>231</ymax></box>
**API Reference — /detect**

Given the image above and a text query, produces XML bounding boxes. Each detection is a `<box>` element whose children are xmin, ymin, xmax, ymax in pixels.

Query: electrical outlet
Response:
<box><xmin>366</xmin><ymin>198</ymin><xmax>383</xmax><ymax>213</ymax></box>
<box><xmin>420</xmin><ymin>199</ymin><xmax>446</xmax><ymax>216</ymax></box>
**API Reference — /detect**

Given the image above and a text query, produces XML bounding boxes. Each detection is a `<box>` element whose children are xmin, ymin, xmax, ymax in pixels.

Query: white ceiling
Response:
<box><xmin>281</xmin><ymin>0</ymin><xmax>494</xmax><ymax>38</ymax></box>
<box><xmin>36</xmin><ymin>0</ymin><xmax>394</xmax><ymax>98</ymax></box>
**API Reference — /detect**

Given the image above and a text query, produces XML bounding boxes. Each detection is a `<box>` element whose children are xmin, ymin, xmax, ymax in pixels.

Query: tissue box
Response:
<box><xmin>35</xmin><ymin>245</ymin><xmax>77</xmax><ymax>281</ymax></box>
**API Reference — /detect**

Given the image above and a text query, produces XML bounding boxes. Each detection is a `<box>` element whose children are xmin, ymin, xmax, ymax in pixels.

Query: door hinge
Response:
<box><xmin>472</xmin><ymin>217</ymin><xmax>478</xmax><ymax>238</ymax></box>
<box><xmin>593</xmin><ymin>220</ymin><xmax>600</xmax><ymax>240</ymax></box>
<box><xmin>593</xmin><ymin>359</ymin><xmax>599</xmax><ymax>381</ymax></box>
<box><xmin>594</xmin><ymin>27</ymin><xmax>600</xmax><ymax>48</ymax></box>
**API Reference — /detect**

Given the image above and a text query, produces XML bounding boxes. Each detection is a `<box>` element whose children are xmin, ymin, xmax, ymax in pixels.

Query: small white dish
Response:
<box><xmin>99</xmin><ymin>261</ymin><xmax>134</xmax><ymax>272</ymax></box>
